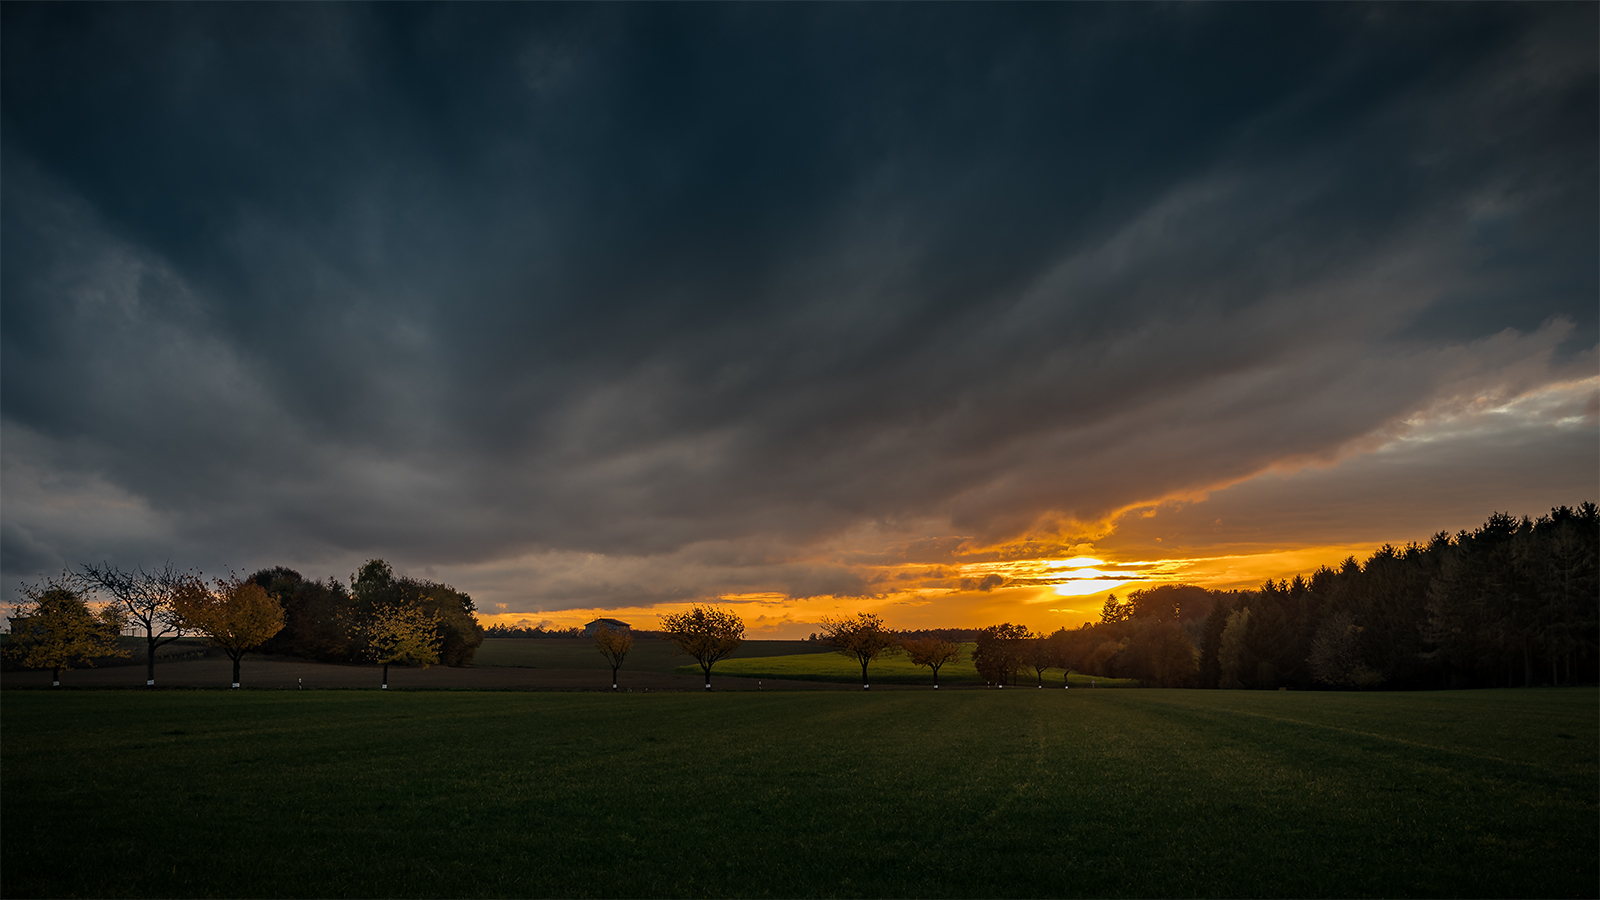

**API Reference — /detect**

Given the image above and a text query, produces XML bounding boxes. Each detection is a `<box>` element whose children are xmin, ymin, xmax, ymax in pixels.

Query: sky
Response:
<box><xmin>3</xmin><ymin>3</ymin><xmax>1596</xmax><ymax>637</ymax></box>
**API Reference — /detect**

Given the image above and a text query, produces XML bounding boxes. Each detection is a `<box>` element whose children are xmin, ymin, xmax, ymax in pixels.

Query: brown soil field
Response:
<box><xmin>0</xmin><ymin>657</ymin><xmax>949</xmax><ymax>691</ymax></box>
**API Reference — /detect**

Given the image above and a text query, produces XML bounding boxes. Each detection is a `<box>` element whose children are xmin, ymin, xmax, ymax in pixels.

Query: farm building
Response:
<box><xmin>582</xmin><ymin>617</ymin><xmax>631</xmax><ymax>636</ymax></box>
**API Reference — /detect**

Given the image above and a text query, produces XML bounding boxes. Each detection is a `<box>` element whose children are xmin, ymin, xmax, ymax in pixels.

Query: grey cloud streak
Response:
<box><xmin>2</xmin><ymin>4</ymin><xmax>1595</xmax><ymax>609</ymax></box>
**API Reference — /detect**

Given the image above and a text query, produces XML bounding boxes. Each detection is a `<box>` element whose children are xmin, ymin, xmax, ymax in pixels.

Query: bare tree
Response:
<box><xmin>820</xmin><ymin>612</ymin><xmax>900</xmax><ymax>689</ymax></box>
<box><xmin>78</xmin><ymin>562</ymin><xmax>196</xmax><ymax>687</ymax></box>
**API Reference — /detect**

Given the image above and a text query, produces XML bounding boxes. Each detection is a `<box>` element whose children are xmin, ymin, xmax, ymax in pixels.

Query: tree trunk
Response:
<box><xmin>861</xmin><ymin>659</ymin><xmax>869</xmax><ymax>688</ymax></box>
<box><xmin>702</xmin><ymin>663</ymin><xmax>711</xmax><ymax>689</ymax></box>
<box><xmin>931</xmin><ymin>665</ymin><xmax>940</xmax><ymax>688</ymax></box>
<box><xmin>232</xmin><ymin>653</ymin><xmax>242</xmax><ymax>688</ymax></box>
<box><xmin>383</xmin><ymin>662</ymin><xmax>389</xmax><ymax>689</ymax></box>
<box><xmin>52</xmin><ymin>665</ymin><xmax>61</xmax><ymax>687</ymax></box>
<box><xmin>1523</xmin><ymin>640</ymin><xmax>1533</xmax><ymax>688</ymax></box>
<box><xmin>612</xmin><ymin>664</ymin><xmax>620</xmax><ymax>689</ymax></box>
<box><xmin>146</xmin><ymin>634</ymin><xmax>157</xmax><ymax>686</ymax></box>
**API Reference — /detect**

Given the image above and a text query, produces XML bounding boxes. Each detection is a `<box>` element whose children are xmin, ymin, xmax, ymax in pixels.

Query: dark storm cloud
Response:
<box><xmin>3</xmin><ymin>4</ymin><xmax>1595</xmax><ymax>599</ymax></box>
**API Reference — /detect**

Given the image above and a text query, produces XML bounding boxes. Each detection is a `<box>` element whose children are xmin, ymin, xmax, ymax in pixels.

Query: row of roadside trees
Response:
<box><xmin>633</xmin><ymin>607</ymin><xmax>996</xmax><ymax>690</ymax></box>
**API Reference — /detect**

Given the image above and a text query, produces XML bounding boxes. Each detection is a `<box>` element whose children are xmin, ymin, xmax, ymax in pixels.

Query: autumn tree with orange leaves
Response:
<box><xmin>661</xmin><ymin>605</ymin><xmax>743</xmax><ymax>689</ymax></box>
<box><xmin>901</xmin><ymin>636</ymin><xmax>962</xmax><ymax>688</ymax></box>
<box><xmin>820</xmin><ymin>612</ymin><xmax>900</xmax><ymax>689</ymax></box>
<box><xmin>593</xmin><ymin>624</ymin><xmax>634</xmax><ymax>689</ymax></box>
<box><xmin>172</xmin><ymin>574</ymin><xmax>286</xmax><ymax>688</ymax></box>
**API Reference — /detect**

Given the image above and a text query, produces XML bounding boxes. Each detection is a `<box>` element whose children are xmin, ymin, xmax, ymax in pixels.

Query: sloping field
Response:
<box><xmin>473</xmin><ymin>637</ymin><xmax>830</xmax><ymax>672</ymax></box>
<box><xmin>700</xmin><ymin>645</ymin><xmax>1139</xmax><ymax>687</ymax></box>
<box><xmin>3</xmin><ymin>688</ymin><xmax>1593</xmax><ymax>898</ymax></box>
<box><xmin>703</xmin><ymin>644</ymin><xmax>985</xmax><ymax>684</ymax></box>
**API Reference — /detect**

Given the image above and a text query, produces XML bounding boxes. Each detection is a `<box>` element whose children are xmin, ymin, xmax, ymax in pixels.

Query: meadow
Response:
<box><xmin>698</xmin><ymin>644</ymin><xmax>1139</xmax><ymax>687</ymax></box>
<box><xmin>472</xmin><ymin>637</ymin><xmax>830</xmax><ymax>673</ymax></box>
<box><xmin>2</xmin><ymin>688</ymin><xmax>1594</xmax><ymax>898</ymax></box>
<box><xmin>473</xmin><ymin>637</ymin><xmax>1138</xmax><ymax>687</ymax></box>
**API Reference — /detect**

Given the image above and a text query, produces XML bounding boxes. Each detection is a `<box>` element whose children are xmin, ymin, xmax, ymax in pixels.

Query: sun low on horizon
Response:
<box><xmin>1</xmin><ymin>3</ymin><xmax>1595</xmax><ymax>645</ymax></box>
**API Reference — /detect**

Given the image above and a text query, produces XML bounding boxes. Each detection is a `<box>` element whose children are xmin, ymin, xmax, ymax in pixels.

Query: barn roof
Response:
<box><xmin>585</xmin><ymin>617</ymin><xmax>632</xmax><ymax>628</ymax></box>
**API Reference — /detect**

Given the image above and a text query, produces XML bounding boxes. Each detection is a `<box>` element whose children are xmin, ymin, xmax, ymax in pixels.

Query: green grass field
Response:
<box><xmin>698</xmin><ymin>644</ymin><xmax>1139</xmax><ymax>687</ymax></box>
<box><xmin>472</xmin><ymin>637</ymin><xmax>1137</xmax><ymax>687</ymax></box>
<box><xmin>3</xmin><ymin>689</ymin><xmax>1594</xmax><ymax>898</ymax></box>
<box><xmin>472</xmin><ymin>638</ymin><xmax>830</xmax><ymax>672</ymax></box>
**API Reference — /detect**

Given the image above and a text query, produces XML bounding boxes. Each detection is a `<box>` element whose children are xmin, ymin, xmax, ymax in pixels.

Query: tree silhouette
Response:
<box><xmin>593</xmin><ymin>624</ymin><xmax>633</xmax><ymax>689</ymax></box>
<box><xmin>660</xmin><ymin>605</ymin><xmax>744</xmax><ymax>689</ymax></box>
<box><xmin>819</xmin><ymin>612</ymin><xmax>899</xmax><ymax>688</ymax></box>
<box><xmin>1218</xmin><ymin>607</ymin><xmax>1251</xmax><ymax>689</ymax></box>
<box><xmin>78</xmin><ymin>562</ymin><xmax>192</xmax><ymax>687</ymax></box>
<box><xmin>973</xmin><ymin>623</ymin><xmax>1029</xmax><ymax>686</ymax></box>
<box><xmin>901</xmin><ymin>636</ymin><xmax>962</xmax><ymax>688</ymax></box>
<box><xmin>1099</xmin><ymin>594</ymin><xmax>1132</xmax><ymax>624</ymax></box>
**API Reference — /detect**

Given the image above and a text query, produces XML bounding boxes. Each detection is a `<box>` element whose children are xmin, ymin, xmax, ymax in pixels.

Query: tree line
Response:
<box><xmin>642</xmin><ymin>505</ymin><xmax>1597</xmax><ymax>692</ymax></box>
<box><xmin>3</xmin><ymin>558</ymin><xmax>483</xmax><ymax>688</ymax></box>
<box><xmin>8</xmin><ymin>504</ymin><xmax>1593</xmax><ymax>691</ymax></box>
<box><xmin>1187</xmin><ymin>504</ymin><xmax>1599</xmax><ymax>690</ymax></box>
<box><xmin>1066</xmin><ymin>503</ymin><xmax>1598</xmax><ymax>690</ymax></box>
<box><xmin>485</xmin><ymin>623</ymin><xmax>672</xmax><ymax>640</ymax></box>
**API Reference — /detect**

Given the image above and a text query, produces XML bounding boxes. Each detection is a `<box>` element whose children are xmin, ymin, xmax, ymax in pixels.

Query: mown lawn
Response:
<box><xmin>2</xmin><ymin>688</ymin><xmax>1594</xmax><ymax>898</ymax></box>
<box><xmin>699</xmin><ymin>645</ymin><xmax>1139</xmax><ymax>687</ymax></box>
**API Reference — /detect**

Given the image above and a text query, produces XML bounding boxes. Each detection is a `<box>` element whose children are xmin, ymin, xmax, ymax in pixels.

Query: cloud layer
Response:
<box><xmin>3</xmin><ymin>5</ymin><xmax>1595</xmax><ymax>626</ymax></box>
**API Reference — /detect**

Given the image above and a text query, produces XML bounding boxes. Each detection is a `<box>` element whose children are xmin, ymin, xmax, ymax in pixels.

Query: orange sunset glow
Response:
<box><xmin>469</xmin><ymin>538</ymin><xmax>1397</xmax><ymax>638</ymax></box>
<box><xmin>4</xmin><ymin>7</ymin><xmax>1596</xmax><ymax>900</ymax></box>
<box><xmin>2</xmin><ymin>1</ymin><xmax>1593</xmax><ymax>658</ymax></box>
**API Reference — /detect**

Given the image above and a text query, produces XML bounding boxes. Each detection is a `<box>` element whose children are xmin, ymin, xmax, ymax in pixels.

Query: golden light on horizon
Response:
<box><xmin>1045</xmin><ymin>556</ymin><xmax>1108</xmax><ymax>569</ymax></box>
<box><xmin>1053</xmin><ymin>579</ymin><xmax>1125</xmax><ymax>597</ymax></box>
<box><xmin>470</xmin><ymin>538</ymin><xmax>1479</xmax><ymax>639</ymax></box>
<box><xmin>1038</xmin><ymin>556</ymin><xmax>1132</xmax><ymax>596</ymax></box>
